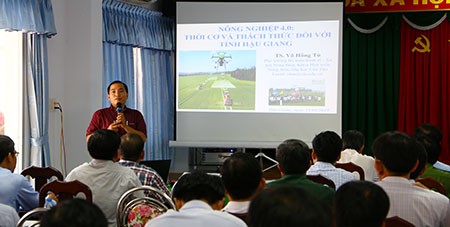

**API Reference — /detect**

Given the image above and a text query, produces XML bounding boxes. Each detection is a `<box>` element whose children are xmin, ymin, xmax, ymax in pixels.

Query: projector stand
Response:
<box><xmin>254</xmin><ymin>148</ymin><xmax>279</xmax><ymax>172</ymax></box>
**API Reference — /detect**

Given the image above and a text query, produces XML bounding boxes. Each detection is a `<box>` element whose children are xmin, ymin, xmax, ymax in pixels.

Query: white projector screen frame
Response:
<box><xmin>172</xmin><ymin>1</ymin><xmax>343</xmax><ymax>148</ymax></box>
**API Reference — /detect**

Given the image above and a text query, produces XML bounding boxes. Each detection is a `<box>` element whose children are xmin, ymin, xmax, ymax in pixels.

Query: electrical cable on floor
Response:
<box><xmin>54</xmin><ymin>102</ymin><xmax>67</xmax><ymax>176</ymax></box>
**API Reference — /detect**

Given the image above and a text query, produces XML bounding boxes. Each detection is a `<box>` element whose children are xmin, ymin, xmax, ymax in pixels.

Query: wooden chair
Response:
<box><xmin>416</xmin><ymin>177</ymin><xmax>447</xmax><ymax>195</ymax></box>
<box><xmin>21</xmin><ymin>166</ymin><xmax>64</xmax><ymax>192</ymax></box>
<box><xmin>385</xmin><ymin>216</ymin><xmax>414</xmax><ymax>227</ymax></box>
<box><xmin>116</xmin><ymin>185</ymin><xmax>176</xmax><ymax>227</ymax></box>
<box><xmin>335</xmin><ymin>162</ymin><xmax>365</xmax><ymax>180</ymax></box>
<box><xmin>306</xmin><ymin>175</ymin><xmax>336</xmax><ymax>190</ymax></box>
<box><xmin>38</xmin><ymin>180</ymin><xmax>92</xmax><ymax>207</ymax></box>
<box><xmin>16</xmin><ymin>207</ymin><xmax>49</xmax><ymax>227</ymax></box>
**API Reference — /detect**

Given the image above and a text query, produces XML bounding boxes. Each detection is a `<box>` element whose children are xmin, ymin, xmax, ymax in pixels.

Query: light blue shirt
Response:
<box><xmin>307</xmin><ymin>161</ymin><xmax>357</xmax><ymax>189</ymax></box>
<box><xmin>146</xmin><ymin>200</ymin><xmax>246</xmax><ymax>227</ymax></box>
<box><xmin>0</xmin><ymin>167</ymin><xmax>39</xmax><ymax>211</ymax></box>
<box><xmin>0</xmin><ymin>203</ymin><xmax>19</xmax><ymax>227</ymax></box>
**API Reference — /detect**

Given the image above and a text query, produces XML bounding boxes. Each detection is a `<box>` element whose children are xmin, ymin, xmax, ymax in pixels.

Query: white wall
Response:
<box><xmin>47</xmin><ymin>0</ymin><xmax>103</xmax><ymax>174</ymax></box>
<box><xmin>46</xmin><ymin>0</ymin><xmax>189</xmax><ymax>175</ymax></box>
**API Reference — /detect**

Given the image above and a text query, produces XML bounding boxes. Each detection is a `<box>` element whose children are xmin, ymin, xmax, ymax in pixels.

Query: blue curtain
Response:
<box><xmin>1</xmin><ymin>0</ymin><xmax>56</xmax><ymax>167</ymax></box>
<box><xmin>102</xmin><ymin>0</ymin><xmax>175</xmax><ymax>160</ymax></box>
<box><xmin>139</xmin><ymin>49</ymin><xmax>174</xmax><ymax>160</ymax></box>
<box><xmin>0</xmin><ymin>0</ymin><xmax>57</xmax><ymax>37</ymax></box>
<box><xmin>102</xmin><ymin>0</ymin><xmax>174</xmax><ymax>51</ymax></box>
<box><xmin>26</xmin><ymin>34</ymin><xmax>51</xmax><ymax>167</ymax></box>
<box><xmin>102</xmin><ymin>43</ymin><xmax>135</xmax><ymax>108</ymax></box>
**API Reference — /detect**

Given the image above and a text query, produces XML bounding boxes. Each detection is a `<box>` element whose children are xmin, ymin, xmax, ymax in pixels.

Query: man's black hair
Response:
<box><xmin>342</xmin><ymin>130</ymin><xmax>365</xmax><ymax>151</ymax></box>
<box><xmin>0</xmin><ymin>135</ymin><xmax>15</xmax><ymax>162</ymax></box>
<box><xmin>276</xmin><ymin>139</ymin><xmax>310</xmax><ymax>175</ymax></box>
<box><xmin>107</xmin><ymin>80</ymin><xmax>128</xmax><ymax>94</ymax></box>
<box><xmin>410</xmin><ymin>142</ymin><xmax>427</xmax><ymax>180</ymax></box>
<box><xmin>87</xmin><ymin>129</ymin><xmax>121</xmax><ymax>160</ymax></box>
<box><xmin>220</xmin><ymin>152</ymin><xmax>262</xmax><ymax>200</ymax></box>
<box><xmin>372</xmin><ymin>131</ymin><xmax>420</xmax><ymax>174</ymax></box>
<box><xmin>248</xmin><ymin>187</ymin><xmax>331</xmax><ymax>227</ymax></box>
<box><xmin>312</xmin><ymin>131</ymin><xmax>342</xmax><ymax>163</ymax></box>
<box><xmin>413</xmin><ymin>124</ymin><xmax>441</xmax><ymax>164</ymax></box>
<box><xmin>334</xmin><ymin>181</ymin><xmax>389</xmax><ymax>227</ymax></box>
<box><xmin>172</xmin><ymin>171</ymin><xmax>224</xmax><ymax>205</ymax></box>
<box><xmin>40</xmin><ymin>198</ymin><xmax>108</xmax><ymax>227</ymax></box>
<box><xmin>120</xmin><ymin>133</ymin><xmax>144</xmax><ymax>161</ymax></box>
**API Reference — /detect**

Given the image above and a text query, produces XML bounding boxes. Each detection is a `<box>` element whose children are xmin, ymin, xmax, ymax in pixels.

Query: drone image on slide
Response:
<box><xmin>211</xmin><ymin>52</ymin><xmax>232</xmax><ymax>70</ymax></box>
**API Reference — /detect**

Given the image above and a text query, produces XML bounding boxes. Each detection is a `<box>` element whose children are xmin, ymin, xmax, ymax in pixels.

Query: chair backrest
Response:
<box><xmin>385</xmin><ymin>216</ymin><xmax>414</xmax><ymax>227</ymax></box>
<box><xmin>116</xmin><ymin>185</ymin><xmax>176</xmax><ymax>227</ymax></box>
<box><xmin>335</xmin><ymin>162</ymin><xmax>365</xmax><ymax>180</ymax></box>
<box><xmin>416</xmin><ymin>177</ymin><xmax>447</xmax><ymax>195</ymax></box>
<box><xmin>21</xmin><ymin>166</ymin><xmax>64</xmax><ymax>192</ymax></box>
<box><xmin>307</xmin><ymin>175</ymin><xmax>336</xmax><ymax>190</ymax></box>
<box><xmin>16</xmin><ymin>207</ymin><xmax>49</xmax><ymax>227</ymax></box>
<box><xmin>38</xmin><ymin>180</ymin><xmax>92</xmax><ymax>207</ymax></box>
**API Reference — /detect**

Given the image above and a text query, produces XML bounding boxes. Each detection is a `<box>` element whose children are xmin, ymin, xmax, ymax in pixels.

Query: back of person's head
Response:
<box><xmin>120</xmin><ymin>133</ymin><xmax>144</xmax><ymax>161</ymax></box>
<box><xmin>334</xmin><ymin>181</ymin><xmax>389</xmax><ymax>227</ymax></box>
<box><xmin>342</xmin><ymin>130</ymin><xmax>365</xmax><ymax>151</ymax></box>
<box><xmin>40</xmin><ymin>198</ymin><xmax>108</xmax><ymax>227</ymax></box>
<box><xmin>107</xmin><ymin>80</ymin><xmax>128</xmax><ymax>94</ymax></box>
<box><xmin>172</xmin><ymin>171</ymin><xmax>224</xmax><ymax>206</ymax></box>
<box><xmin>276</xmin><ymin>139</ymin><xmax>310</xmax><ymax>175</ymax></box>
<box><xmin>410</xmin><ymin>143</ymin><xmax>427</xmax><ymax>180</ymax></box>
<box><xmin>87</xmin><ymin>129</ymin><xmax>120</xmax><ymax>160</ymax></box>
<box><xmin>413</xmin><ymin>123</ymin><xmax>441</xmax><ymax>164</ymax></box>
<box><xmin>0</xmin><ymin>135</ymin><xmax>14</xmax><ymax>162</ymax></box>
<box><xmin>248</xmin><ymin>187</ymin><xmax>332</xmax><ymax>227</ymax></box>
<box><xmin>312</xmin><ymin>131</ymin><xmax>342</xmax><ymax>163</ymax></box>
<box><xmin>220</xmin><ymin>152</ymin><xmax>262</xmax><ymax>200</ymax></box>
<box><xmin>372</xmin><ymin>131</ymin><xmax>420</xmax><ymax>174</ymax></box>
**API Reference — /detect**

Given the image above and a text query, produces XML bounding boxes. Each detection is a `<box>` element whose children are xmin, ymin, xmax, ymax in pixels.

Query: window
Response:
<box><xmin>0</xmin><ymin>30</ymin><xmax>24</xmax><ymax>171</ymax></box>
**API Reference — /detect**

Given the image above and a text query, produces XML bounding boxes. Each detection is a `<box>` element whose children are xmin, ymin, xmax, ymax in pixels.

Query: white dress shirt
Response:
<box><xmin>337</xmin><ymin>148</ymin><xmax>378</xmax><ymax>181</ymax></box>
<box><xmin>221</xmin><ymin>201</ymin><xmax>250</xmax><ymax>214</ymax></box>
<box><xmin>146</xmin><ymin>200</ymin><xmax>247</xmax><ymax>227</ymax></box>
<box><xmin>0</xmin><ymin>203</ymin><xmax>19</xmax><ymax>227</ymax></box>
<box><xmin>377</xmin><ymin>176</ymin><xmax>450</xmax><ymax>227</ymax></box>
<box><xmin>66</xmin><ymin>159</ymin><xmax>142</xmax><ymax>226</ymax></box>
<box><xmin>307</xmin><ymin>161</ymin><xmax>356</xmax><ymax>189</ymax></box>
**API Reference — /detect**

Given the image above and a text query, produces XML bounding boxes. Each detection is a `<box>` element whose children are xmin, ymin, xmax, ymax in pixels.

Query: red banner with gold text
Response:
<box><xmin>346</xmin><ymin>0</ymin><xmax>450</xmax><ymax>13</ymax></box>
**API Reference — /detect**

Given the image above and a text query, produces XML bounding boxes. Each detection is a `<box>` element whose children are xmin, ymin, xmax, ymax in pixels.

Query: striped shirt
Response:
<box><xmin>118</xmin><ymin>160</ymin><xmax>171</xmax><ymax>201</ymax></box>
<box><xmin>377</xmin><ymin>176</ymin><xmax>450</xmax><ymax>227</ymax></box>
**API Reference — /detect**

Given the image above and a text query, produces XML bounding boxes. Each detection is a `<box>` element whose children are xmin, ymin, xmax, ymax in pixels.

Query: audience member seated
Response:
<box><xmin>220</xmin><ymin>152</ymin><xmax>265</xmax><ymax>224</ymax></box>
<box><xmin>414</xmin><ymin>124</ymin><xmax>450</xmax><ymax>197</ymax></box>
<box><xmin>65</xmin><ymin>129</ymin><xmax>142</xmax><ymax>226</ymax></box>
<box><xmin>373</xmin><ymin>131</ymin><xmax>450</xmax><ymax>226</ymax></box>
<box><xmin>307</xmin><ymin>131</ymin><xmax>356</xmax><ymax>189</ymax></box>
<box><xmin>337</xmin><ymin>130</ymin><xmax>378</xmax><ymax>181</ymax></box>
<box><xmin>40</xmin><ymin>198</ymin><xmax>107</xmax><ymax>227</ymax></box>
<box><xmin>0</xmin><ymin>135</ymin><xmax>38</xmax><ymax>212</ymax></box>
<box><xmin>267</xmin><ymin>139</ymin><xmax>334</xmax><ymax>205</ymax></box>
<box><xmin>0</xmin><ymin>203</ymin><xmax>19</xmax><ymax>226</ymax></box>
<box><xmin>334</xmin><ymin>181</ymin><xmax>389</xmax><ymax>227</ymax></box>
<box><xmin>248</xmin><ymin>186</ymin><xmax>332</xmax><ymax>227</ymax></box>
<box><xmin>118</xmin><ymin>133</ymin><xmax>171</xmax><ymax>200</ymax></box>
<box><xmin>146</xmin><ymin>171</ymin><xmax>246</xmax><ymax>227</ymax></box>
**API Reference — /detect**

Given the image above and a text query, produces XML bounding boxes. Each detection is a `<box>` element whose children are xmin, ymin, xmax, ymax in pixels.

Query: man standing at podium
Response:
<box><xmin>86</xmin><ymin>81</ymin><xmax>147</xmax><ymax>141</ymax></box>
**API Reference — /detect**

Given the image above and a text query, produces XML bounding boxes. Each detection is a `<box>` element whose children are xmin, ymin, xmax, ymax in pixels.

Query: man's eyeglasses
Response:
<box><xmin>11</xmin><ymin>151</ymin><xmax>19</xmax><ymax>157</ymax></box>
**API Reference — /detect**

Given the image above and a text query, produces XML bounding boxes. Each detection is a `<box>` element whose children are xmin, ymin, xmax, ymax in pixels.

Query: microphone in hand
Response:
<box><xmin>116</xmin><ymin>102</ymin><xmax>123</xmax><ymax>113</ymax></box>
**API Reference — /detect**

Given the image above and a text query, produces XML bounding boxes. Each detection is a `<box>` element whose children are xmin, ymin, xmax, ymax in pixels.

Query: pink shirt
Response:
<box><xmin>86</xmin><ymin>105</ymin><xmax>147</xmax><ymax>137</ymax></box>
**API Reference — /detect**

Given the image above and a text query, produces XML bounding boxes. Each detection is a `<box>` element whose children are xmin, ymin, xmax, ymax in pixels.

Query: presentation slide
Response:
<box><xmin>177</xmin><ymin>21</ymin><xmax>339</xmax><ymax>114</ymax></box>
<box><xmin>174</xmin><ymin>1</ymin><xmax>343</xmax><ymax>147</ymax></box>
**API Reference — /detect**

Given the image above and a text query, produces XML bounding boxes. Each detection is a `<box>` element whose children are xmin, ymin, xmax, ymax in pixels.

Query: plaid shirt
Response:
<box><xmin>118</xmin><ymin>160</ymin><xmax>171</xmax><ymax>202</ymax></box>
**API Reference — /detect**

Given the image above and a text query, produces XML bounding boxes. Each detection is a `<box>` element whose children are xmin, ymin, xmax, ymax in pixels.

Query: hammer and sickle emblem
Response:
<box><xmin>411</xmin><ymin>35</ymin><xmax>431</xmax><ymax>53</ymax></box>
